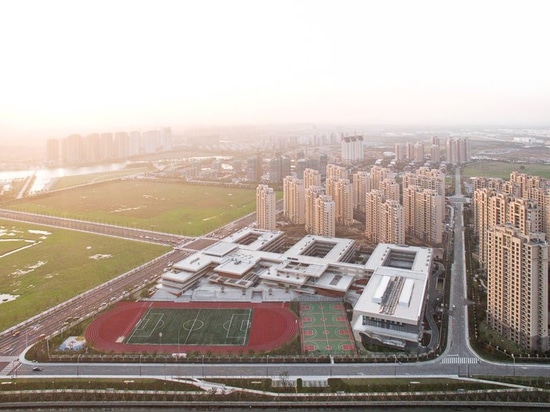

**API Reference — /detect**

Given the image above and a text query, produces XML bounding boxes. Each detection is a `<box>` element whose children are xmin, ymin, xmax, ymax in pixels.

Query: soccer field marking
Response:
<box><xmin>182</xmin><ymin>319</ymin><xmax>205</xmax><ymax>332</ymax></box>
<box><xmin>223</xmin><ymin>310</ymin><xmax>251</xmax><ymax>345</ymax></box>
<box><xmin>128</xmin><ymin>311</ymin><xmax>165</xmax><ymax>340</ymax></box>
<box><xmin>181</xmin><ymin>309</ymin><xmax>203</xmax><ymax>345</ymax></box>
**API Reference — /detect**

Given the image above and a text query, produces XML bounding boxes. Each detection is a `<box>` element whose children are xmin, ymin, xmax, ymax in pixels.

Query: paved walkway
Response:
<box><xmin>0</xmin><ymin>356</ymin><xmax>18</xmax><ymax>376</ymax></box>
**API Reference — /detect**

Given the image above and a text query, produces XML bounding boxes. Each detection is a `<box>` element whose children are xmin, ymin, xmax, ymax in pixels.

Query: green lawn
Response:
<box><xmin>463</xmin><ymin>161</ymin><xmax>550</xmax><ymax>180</ymax></box>
<box><xmin>0</xmin><ymin>220</ymin><xmax>170</xmax><ymax>331</ymax></box>
<box><xmin>5</xmin><ymin>180</ymin><xmax>257</xmax><ymax>236</ymax></box>
<box><xmin>127</xmin><ymin>308</ymin><xmax>252</xmax><ymax>346</ymax></box>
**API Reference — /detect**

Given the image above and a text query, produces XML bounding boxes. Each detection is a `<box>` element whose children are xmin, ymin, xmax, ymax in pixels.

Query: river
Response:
<box><xmin>0</xmin><ymin>161</ymin><xmax>131</xmax><ymax>193</ymax></box>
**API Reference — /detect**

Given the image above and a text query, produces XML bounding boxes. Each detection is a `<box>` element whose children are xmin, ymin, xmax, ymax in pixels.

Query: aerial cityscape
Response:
<box><xmin>1</xmin><ymin>0</ymin><xmax>550</xmax><ymax>409</ymax></box>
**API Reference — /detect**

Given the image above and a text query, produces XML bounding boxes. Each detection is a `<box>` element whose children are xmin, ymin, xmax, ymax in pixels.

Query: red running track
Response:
<box><xmin>85</xmin><ymin>301</ymin><xmax>299</xmax><ymax>354</ymax></box>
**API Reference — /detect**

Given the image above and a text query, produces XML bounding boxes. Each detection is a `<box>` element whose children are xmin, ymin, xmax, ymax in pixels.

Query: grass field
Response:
<box><xmin>5</xmin><ymin>180</ymin><xmax>257</xmax><ymax>236</ymax></box>
<box><xmin>0</xmin><ymin>219</ymin><xmax>170</xmax><ymax>331</ymax></box>
<box><xmin>126</xmin><ymin>308</ymin><xmax>252</xmax><ymax>346</ymax></box>
<box><xmin>463</xmin><ymin>161</ymin><xmax>550</xmax><ymax>180</ymax></box>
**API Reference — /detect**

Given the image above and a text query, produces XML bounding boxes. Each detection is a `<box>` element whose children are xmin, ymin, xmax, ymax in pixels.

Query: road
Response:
<box><xmin>444</xmin><ymin>166</ymin><xmax>477</xmax><ymax>360</ymax></box>
<box><xmin>0</xmin><ymin>209</ymin><xmax>189</xmax><ymax>247</ymax></box>
<box><xmin>0</xmin><ymin>247</ymin><xmax>192</xmax><ymax>356</ymax></box>
<box><xmin>3</xmin><ymin>181</ymin><xmax>550</xmax><ymax>380</ymax></box>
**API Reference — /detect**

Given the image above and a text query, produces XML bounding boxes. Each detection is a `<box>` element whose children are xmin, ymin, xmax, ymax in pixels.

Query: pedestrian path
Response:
<box><xmin>442</xmin><ymin>356</ymin><xmax>479</xmax><ymax>364</ymax></box>
<box><xmin>0</xmin><ymin>356</ymin><xmax>18</xmax><ymax>376</ymax></box>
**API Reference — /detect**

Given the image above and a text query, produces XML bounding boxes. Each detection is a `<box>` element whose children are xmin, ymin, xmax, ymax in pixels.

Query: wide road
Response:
<box><xmin>444</xmin><ymin>166</ymin><xmax>477</xmax><ymax>360</ymax></box>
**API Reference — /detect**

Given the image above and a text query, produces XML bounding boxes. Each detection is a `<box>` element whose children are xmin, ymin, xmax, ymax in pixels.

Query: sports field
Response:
<box><xmin>86</xmin><ymin>301</ymin><xmax>299</xmax><ymax>354</ymax></box>
<box><xmin>126</xmin><ymin>308</ymin><xmax>252</xmax><ymax>346</ymax></box>
<box><xmin>300</xmin><ymin>302</ymin><xmax>357</xmax><ymax>356</ymax></box>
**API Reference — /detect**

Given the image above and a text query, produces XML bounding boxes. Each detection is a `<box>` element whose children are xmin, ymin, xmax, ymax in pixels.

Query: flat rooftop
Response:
<box><xmin>354</xmin><ymin>243</ymin><xmax>432</xmax><ymax>325</ymax></box>
<box><xmin>285</xmin><ymin>235</ymin><xmax>355</xmax><ymax>262</ymax></box>
<box><xmin>364</xmin><ymin>243</ymin><xmax>432</xmax><ymax>274</ymax></box>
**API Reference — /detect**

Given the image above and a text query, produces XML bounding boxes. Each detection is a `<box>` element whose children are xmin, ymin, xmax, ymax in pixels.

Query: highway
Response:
<box><xmin>2</xmin><ymin>177</ymin><xmax>550</xmax><ymax>380</ymax></box>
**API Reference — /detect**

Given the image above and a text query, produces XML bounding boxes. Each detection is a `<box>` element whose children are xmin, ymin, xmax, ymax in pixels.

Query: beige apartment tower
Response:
<box><xmin>283</xmin><ymin>176</ymin><xmax>305</xmax><ymax>224</ymax></box>
<box><xmin>403</xmin><ymin>186</ymin><xmax>443</xmax><ymax>244</ymax></box>
<box><xmin>305</xmin><ymin>186</ymin><xmax>324</xmax><ymax>234</ymax></box>
<box><xmin>313</xmin><ymin>194</ymin><xmax>335</xmax><ymax>237</ymax></box>
<box><xmin>352</xmin><ymin>171</ymin><xmax>372</xmax><ymax>212</ymax></box>
<box><xmin>303</xmin><ymin>168</ymin><xmax>322</xmax><ymax>189</ymax></box>
<box><xmin>381</xmin><ymin>200</ymin><xmax>405</xmax><ymax>244</ymax></box>
<box><xmin>256</xmin><ymin>184</ymin><xmax>277</xmax><ymax>231</ymax></box>
<box><xmin>486</xmin><ymin>225</ymin><xmax>548</xmax><ymax>351</ymax></box>
<box><xmin>334</xmin><ymin>178</ymin><xmax>354</xmax><ymax>226</ymax></box>
<box><xmin>365</xmin><ymin>190</ymin><xmax>385</xmax><ymax>243</ymax></box>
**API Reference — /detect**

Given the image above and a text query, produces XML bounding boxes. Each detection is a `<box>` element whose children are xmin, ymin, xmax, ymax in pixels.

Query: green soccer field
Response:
<box><xmin>126</xmin><ymin>308</ymin><xmax>253</xmax><ymax>346</ymax></box>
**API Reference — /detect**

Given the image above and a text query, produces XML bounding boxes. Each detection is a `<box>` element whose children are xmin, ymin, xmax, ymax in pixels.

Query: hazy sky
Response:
<box><xmin>1</xmin><ymin>0</ymin><xmax>549</xmax><ymax>137</ymax></box>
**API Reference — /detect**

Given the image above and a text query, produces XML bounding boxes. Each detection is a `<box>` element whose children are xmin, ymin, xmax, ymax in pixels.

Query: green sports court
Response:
<box><xmin>300</xmin><ymin>301</ymin><xmax>357</xmax><ymax>356</ymax></box>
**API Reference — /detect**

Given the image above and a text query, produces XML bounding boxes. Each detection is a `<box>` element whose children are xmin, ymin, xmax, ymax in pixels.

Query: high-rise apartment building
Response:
<box><xmin>283</xmin><ymin>177</ymin><xmax>305</xmax><ymax>224</ymax></box>
<box><xmin>430</xmin><ymin>144</ymin><xmax>441</xmax><ymax>164</ymax></box>
<box><xmin>394</xmin><ymin>143</ymin><xmax>407</xmax><ymax>161</ymax></box>
<box><xmin>365</xmin><ymin>190</ymin><xmax>385</xmax><ymax>243</ymax></box>
<box><xmin>256</xmin><ymin>185</ymin><xmax>277</xmax><ymax>230</ymax></box>
<box><xmin>49</xmin><ymin>127</ymin><xmax>172</xmax><ymax>166</ymax></box>
<box><xmin>403</xmin><ymin>186</ymin><xmax>443</xmax><ymax>243</ymax></box>
<box><xmin>413</xmin><ymin>141</ymin><xmax>424</xmax><ymax>163</ymax></box>
<box><xmin>473</xmin><ymin>171</ymin><xmax>550</xmax><ymax>351</ymax></box>
<box><xmin>402</xmin><ymin>167</ymin><xmax>445</xmax><ymax>196</ymax></box>
<box><xmin>341</xmin><ymin>135</ymin><xmax>364</xmax><ymax>164</ymax></box>
<box><xmin>370</xmin><ymin>165</ymin><xmax>394</xmax><ymax>191</ymax></box>
<box><xmin>313</xmin><ymin>194</ymin><xmax>335</xmax><ymax>237</ymax></box>
<box><xmin>486</xmin><ymin>225</ymin><xmax>548</xmax><ymax>351</ymax></box>
<box><xmin>247</xmin><ymin>154</ymin><xmax>263</xmax><ymax>182</ymax></box>
<box><xmin>380</xmin><ymin>178</ymin><xmax>400</xmax><ymax>203</ymax></box>
<box><xmin>303</xmin><ymin>168</ymin><xmax>322</xmax><ymax>189</ymax></box>
<box><xmin>381</xmin><ymin>200</ymin><xmax>405</xmax><ymax>244</ymax></box>
<box><xmin>334</xmin><ymin>178</ymin><xmax>354</xmax><ymax>226</ymax></box>
<box><xmin>326</xmin><ymin>164</ymin><xmax>348</xmax><ymax>199</ymax></box>
<box><xmin>305</xmin><ymin>186</ymin><xmax>324</xmax><ymax>234</ymax></box>
<box><xmin>352</xmin><ymin>171</ymin><xmax>372</xmax><ymax>212</ymax></box>
<box><xmin>446</xmin><ymin>137</ymin><xmax>470</xmax><ymax>165</ymax></box>
<box><xmin>473</xmin><ymin>176</ymin><xmax>546</xmax><ymax>268</ymax></box>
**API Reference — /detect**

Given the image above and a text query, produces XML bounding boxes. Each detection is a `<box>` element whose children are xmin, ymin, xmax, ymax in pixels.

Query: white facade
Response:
<box><xmin>351</xmin><ymin>244</ymin><xmax>433</xmax><ymax>349</ymax></box>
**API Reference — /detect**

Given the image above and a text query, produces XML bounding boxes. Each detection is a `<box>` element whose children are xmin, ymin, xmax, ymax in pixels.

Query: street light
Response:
<box><xmin>77</xmin><ymin>354</ymin><xmax>82</xmax><ymax>376</ymax></box>
<box><xmin>512</xmin><ymin>353</ymin><xmax>515</xmax><ymax>377</ymax></box>
<box><xmin>202</xmin><ymin>354</ymin><xmax>205</xmax><ymax>377</ymax></box>
<box><xmin>393</xmin><ymin>354</ymin><xmax>397</xmax><ymax>376</ymax></box>
<box><xmin>266</xmin><ymin>355</ymin><xmax>270</xmax><ymax>377</ymax></box>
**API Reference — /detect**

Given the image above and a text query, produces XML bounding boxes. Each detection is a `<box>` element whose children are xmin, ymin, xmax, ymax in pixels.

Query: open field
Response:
<box><xmin>463</xmin><ymin>161</ymin><xmax>550</xmax><ymax>180</ymax></box>
<box><xmin>0</xmin><ymin>219</ymin><xmax>169</xmax><ymax>331</ymax></box>
<box><xmin>5</xmin><ymin>180</ymin><xmax>257</xmax><ymax>236</ymax></box>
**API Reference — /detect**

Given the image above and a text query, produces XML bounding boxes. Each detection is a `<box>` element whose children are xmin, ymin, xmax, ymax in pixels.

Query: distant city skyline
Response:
<box><xmin>1</xmin><ymin>0</ymin><xmax>549</xmax><ymax>140</ymax></box>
